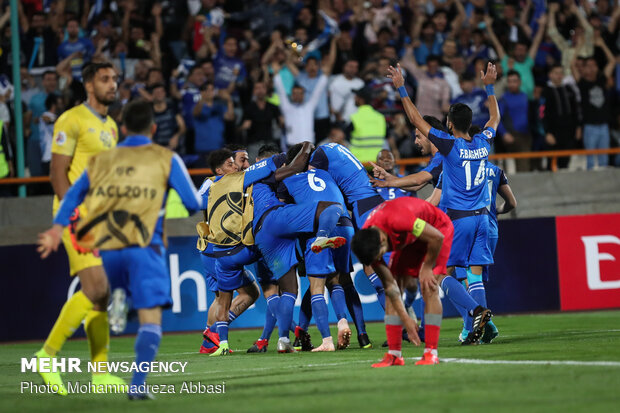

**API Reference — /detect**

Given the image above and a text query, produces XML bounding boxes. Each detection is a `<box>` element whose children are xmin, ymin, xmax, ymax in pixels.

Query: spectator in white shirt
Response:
<box><xmin>328</xmin><ymin>59</ymin><xmax>364</xmax><ymax>125</ymax></box>
<box><xmin>39</xmin><ymin>93</ymin><xmax>63</xmax><ymax>175</ymax></box>
<box><xmin>272</xmin><ymin>60</ymin><xmax>328</xmax><ymax>148</ymax></box>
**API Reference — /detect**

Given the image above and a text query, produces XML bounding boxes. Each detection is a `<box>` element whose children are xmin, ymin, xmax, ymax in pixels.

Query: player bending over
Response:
<box><xmin>352</xmin><ymin>197</ymin><xmax>489</xmax><ymax>366</ymax></box>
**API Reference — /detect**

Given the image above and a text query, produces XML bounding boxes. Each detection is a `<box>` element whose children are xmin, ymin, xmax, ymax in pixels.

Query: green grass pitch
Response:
<box><xmin>1</xmin><ymin>311</ymin><xmax>619</xmax><ymax>413</ymax></box>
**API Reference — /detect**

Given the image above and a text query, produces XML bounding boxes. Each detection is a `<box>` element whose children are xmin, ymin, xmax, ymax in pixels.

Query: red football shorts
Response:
<box><xmin>388</xmin><ymin>220</ymin><xmax>454</xmax><ymax>278</ymax></box>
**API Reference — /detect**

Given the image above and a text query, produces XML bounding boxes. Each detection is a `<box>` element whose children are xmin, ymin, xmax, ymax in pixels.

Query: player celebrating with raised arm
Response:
<box><xmin>35</xmin><ymin>62</ymin><xmax>123</xmax><ymax>395</ymax></box>
<box><xmin>387</xmin><ymin>62</ymin><xmax>499</xmax><ymax>343</ymax></box>
<box><xmin>38</xmin><ymin>100</ymin><xmax>204</xmax><ymax>399</ymax></box>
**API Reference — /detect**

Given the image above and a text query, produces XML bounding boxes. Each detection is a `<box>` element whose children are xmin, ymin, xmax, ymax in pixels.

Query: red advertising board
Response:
<box><xmin>556</xmin><ymin>214</ymin><xmax>620</xmax><ymax>311</ymax></box>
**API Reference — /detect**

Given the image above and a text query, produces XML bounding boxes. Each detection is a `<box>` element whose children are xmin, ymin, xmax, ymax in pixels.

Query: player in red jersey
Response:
<box><xmin>352</xmin><ymin>197</ymin><xmax>469</xmax><ymax>367</ymax></box>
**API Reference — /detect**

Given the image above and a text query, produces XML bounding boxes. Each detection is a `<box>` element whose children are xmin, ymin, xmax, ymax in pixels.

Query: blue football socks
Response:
<box><xmin>311</xmin><ymin>294</ymin><xmax>331</xmax><ymax>339</ymax></box>
<box><xmin>316</xmin><ymin>204</ymin><xmax>343</xmax><ymax>238</ymax></box>
<box><xmin>130</xmin><ymin>324</ymin><xmax>161</xmax><ymax>393</ymax></box>
<box><xmin>367</xmin><ymin>272</ymin><xmax>386</xmax><ymax>309</ymax></box>
<box><xmin>329</xmin><ymin>284</ymin><xmax>348</xmax><ymax>320</ymax></box>
<box><xmin>277</xmin><ymin>292</ymin><xmax>297</xmax><ymax>339</ymax></box>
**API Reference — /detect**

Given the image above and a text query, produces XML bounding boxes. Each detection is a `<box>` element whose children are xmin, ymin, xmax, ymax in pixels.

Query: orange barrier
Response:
<box><xmin>1</xmin><ymin>147</ymin><xmax>619</xmax><ymax>186</ymax></box>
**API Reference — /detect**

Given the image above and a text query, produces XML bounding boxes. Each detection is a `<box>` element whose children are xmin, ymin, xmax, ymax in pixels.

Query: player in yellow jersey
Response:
<box><xmin>35</xmin><ymin>62</ymin><xmax>125</xmax><ymax>394</ymax></box>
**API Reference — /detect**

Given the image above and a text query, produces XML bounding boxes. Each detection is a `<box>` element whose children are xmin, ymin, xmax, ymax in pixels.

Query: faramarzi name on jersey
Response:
<box><xmin>459</xmin><ymin>147</ymin><xmax>489</xmax><ymax>160</ymax></box>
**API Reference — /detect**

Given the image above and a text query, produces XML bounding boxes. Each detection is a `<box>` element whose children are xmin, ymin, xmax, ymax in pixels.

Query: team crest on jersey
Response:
<box><xmin>54</xmin><ymin>131</ymin><xmax>67</xmax><ymax>146</ymax></box>
<box><xmin>100</xmin><ymin>131</ymin><xmax>113</xmax><ymax>148</ymax></box>
<box><xmin>482</xmin><ymin>130</ymin><xmax>492</xmax><ymax>139</ymax></box>
<box><xmin>88</xmin><ymin>128</ymin><xmax>96</xmax><ymax>133</ymax></box>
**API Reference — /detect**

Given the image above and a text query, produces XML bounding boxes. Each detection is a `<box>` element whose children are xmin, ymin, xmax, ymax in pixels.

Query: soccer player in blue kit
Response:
<box><xmin>430</xmin><ymin>152</ymin><xmax>517</xmax><ymax>344</ymax></box>
<box><xmin>251</xmin><ymin>143</ymin><xmax>348</xmax><ymax>353</ymax></box>
<box><xmin>309</xmin><ymin>142</ymin><xmax>385</xmax><ymax>348</ymax></box>
<box><xmin>279</xmin><ymin>145</ymin><xmax>355</xmax><ymax>351</ymax></box>
<box><xmin>386</xmin><ymin>61</ymin><xmax>500</xmax><ymax>341</ymax></box>
<box><xmin>198</xmin><ymin>149</ymin><xmax>263</xmax><ymax>354</ymax></box>
<box><xmin>38</xmin><ymin>100</ymin><xmax>203</xmax><ymax>399</ymax></box>
<box><xmin>200</xmin><ymin>144</ymin><xmax>314</xmax><ymax>355</ymax></box>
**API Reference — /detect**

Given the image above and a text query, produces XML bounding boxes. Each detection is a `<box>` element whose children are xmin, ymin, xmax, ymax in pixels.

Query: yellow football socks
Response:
<box><xmin>84</xmin><ymin>310</ymin><xmax>110</xmax><ymax>370</ymax></box>
<box><xmin>43</xmin><ymin>290</ymin><xmax>93</xmax><ymax>356</ymax></box>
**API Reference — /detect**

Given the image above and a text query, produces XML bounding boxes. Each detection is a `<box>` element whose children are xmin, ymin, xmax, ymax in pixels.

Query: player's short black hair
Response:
<box><xmin>292</xmin><ymin>83</ymin><xmax>305</xmax><ymax>91</ymax></box>
<box><xmin>423</xmin><ymin>115</ymin><xmax>446</xmax><ymax>133</ymax></box>
<box><xmin>351</xmin><ymin>228</ymin><xmax>382</xmax><ymax>266</ymax></box>
<box><xmin>507</xmin><ymin>70</ymin><xmax>521</xmax><ymax>79</ymax></box>
<box><xmin>257</xmin><ymin>143</ymin><xmax>280</xmax><ymax>160</ymax></box>
<box><xmin>225</xmin><ymin>144</ymin><xmax>247</xmax><ymax>152</ymax></box>
<box><xmin>305</xmin><ymin>56</ymin><xmax>319</xmax><ymax>65</ymax></box>
<box><xmin>122</xmin><ymin>99</ymin><xmax>154</xmax><ymax>135</ymax></box>
<box><xmin>447</xmin><ymin>103</ymin><xmax>473</xmax><ymax>133</ymax></box>
<box><xmin>82</xmin><ymin>62</ymin><xmax>114</xmax><ymax>84</ymax></box>
<box><xmin>468</xmin><ymin>125</ymin><xmax>482</xmax><ymax>136</ymax></box>
<box><xmin>208</xmin><ymin>149</ymin><xmax>235</xmax><ymax>173</ymax></box>
<box><xmin>286</xmin><ymin>143</ymin><xmax>309</xmax><ymax>167</ymax></box>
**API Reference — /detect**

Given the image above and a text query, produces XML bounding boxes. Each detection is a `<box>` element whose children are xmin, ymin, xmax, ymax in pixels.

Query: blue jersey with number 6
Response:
<box><xmin>309</xmin><ymin>143</ymin><xmax>378</xmax><ymax>205</ymax></box>
<box><xmin>428</xmin><ymin>127</ymin><xmax>495</xmax><ymax>211</ymax></box>
<box><xmin>280</xmin><ymin>169</ymin><xmax>350</xmax><ymax>219</ymax></box>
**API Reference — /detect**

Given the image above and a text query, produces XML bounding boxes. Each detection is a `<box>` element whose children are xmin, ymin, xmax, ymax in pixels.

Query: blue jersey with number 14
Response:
<box><xmin>428</xmin><ymin>127</ymin><xmax>495</xmax><ymax>211</ymax></box>
<box><xmin>309</xmin><ymin>143</ymin><xmax>378</xmax><ymax>205</ymax></box>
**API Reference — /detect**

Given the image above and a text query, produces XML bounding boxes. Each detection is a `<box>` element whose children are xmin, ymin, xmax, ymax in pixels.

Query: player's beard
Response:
<box><xmin>95</xmin><ymin>90</ymin><xmax>116</xmax><ymax>107</ymax></box>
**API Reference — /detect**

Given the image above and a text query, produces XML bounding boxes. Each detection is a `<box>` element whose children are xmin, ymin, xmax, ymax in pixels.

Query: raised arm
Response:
<box><xmin>387</xmin><ymin>64</ymin><xmax>431</xmax><ymax>137</ymax></box>
<box><xmin>518</xmin><ymin>0</ymin><xmax>533</xmax><ymax>39</ymax></box>
<box><xmin>321</xmin><ymin>36</ymin><xmax>338</xmax><ymax>76</ymax></box>
<box><xmin>306</xmin><ymin>74</ymin><xmax>328</xmax><ymax>111</ymax></box>
<box><xmin>484</xmin><ymin>15</ymin><xmax>506</xmax><ymax>61</ymax></box>
<box><xmin>528</xmin><ymin>14</ymin><xmax>547</xmax><ymax>60</ymax></box>
<box><xmin>481</xmin><ymin>62</ymin><xmax>500</xmax><ymax>131</ymax></box>
<box><xmin>595</xmin><ymin>36</ymin><xmax>617</xmax><ymax>81</ymax></box>
<box><xmin>547</xmin><ymin>3</ymin><xmax>568</xmax><ymax>51</ymax></box>
<box><xmin>273</xmin><ymin>65</ymin><xmax>292</xmax><ymax>111</ymax></box>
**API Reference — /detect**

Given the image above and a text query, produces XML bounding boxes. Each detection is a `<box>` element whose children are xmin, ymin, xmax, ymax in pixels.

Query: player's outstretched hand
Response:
<box><xmin>370</xmin><ymin>177</ymin><xmax>390</xmax><ymax>188</ymax></box>
<box><xmin>369</xmin><ymin>161</ymin><xmax>392</xmax><ymax>180</ymax></box>
<box><xmin>386</xmin><ymin>63</ymin><xmax>405</xmax><ymax>89</ymax></box>
<box><xmin>37</xmin><ymin>225</ymin><xmax>63</xmax><ymax>259</ymax></box>
<box><xmin>481</xmin><ymin>62</ymin><xmax>497</xmax><ymax>86</ymax></box>
<box><xmin>403</xmin><ymin>317</ymin><xmax>421</xmax><ymax>346</ymax></box>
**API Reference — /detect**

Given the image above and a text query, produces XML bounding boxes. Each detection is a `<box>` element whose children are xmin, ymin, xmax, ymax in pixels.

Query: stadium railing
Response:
<box><xmin>1</xmin><ymin>147</ymin><xmax>619</xmax><ymax>187</ymax></box>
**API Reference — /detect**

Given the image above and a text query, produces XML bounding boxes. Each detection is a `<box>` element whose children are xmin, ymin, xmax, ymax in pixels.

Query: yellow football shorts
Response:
<box><xmin>61</xmin><ymin>226</ymin><xmax>102</xmax><ymax>276</ymax></box>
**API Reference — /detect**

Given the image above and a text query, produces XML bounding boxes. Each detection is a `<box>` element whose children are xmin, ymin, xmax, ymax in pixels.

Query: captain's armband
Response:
<box><xmin>412</xmin><ymin>218</ymin><xmax>426</xmax><ymax>237</ymax></box>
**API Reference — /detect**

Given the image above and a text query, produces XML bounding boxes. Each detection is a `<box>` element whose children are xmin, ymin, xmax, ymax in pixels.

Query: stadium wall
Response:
<box><xmin>1</xmin><ymin>213</ymin><xmax>618</xmax><ymax>342</ymax></box>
